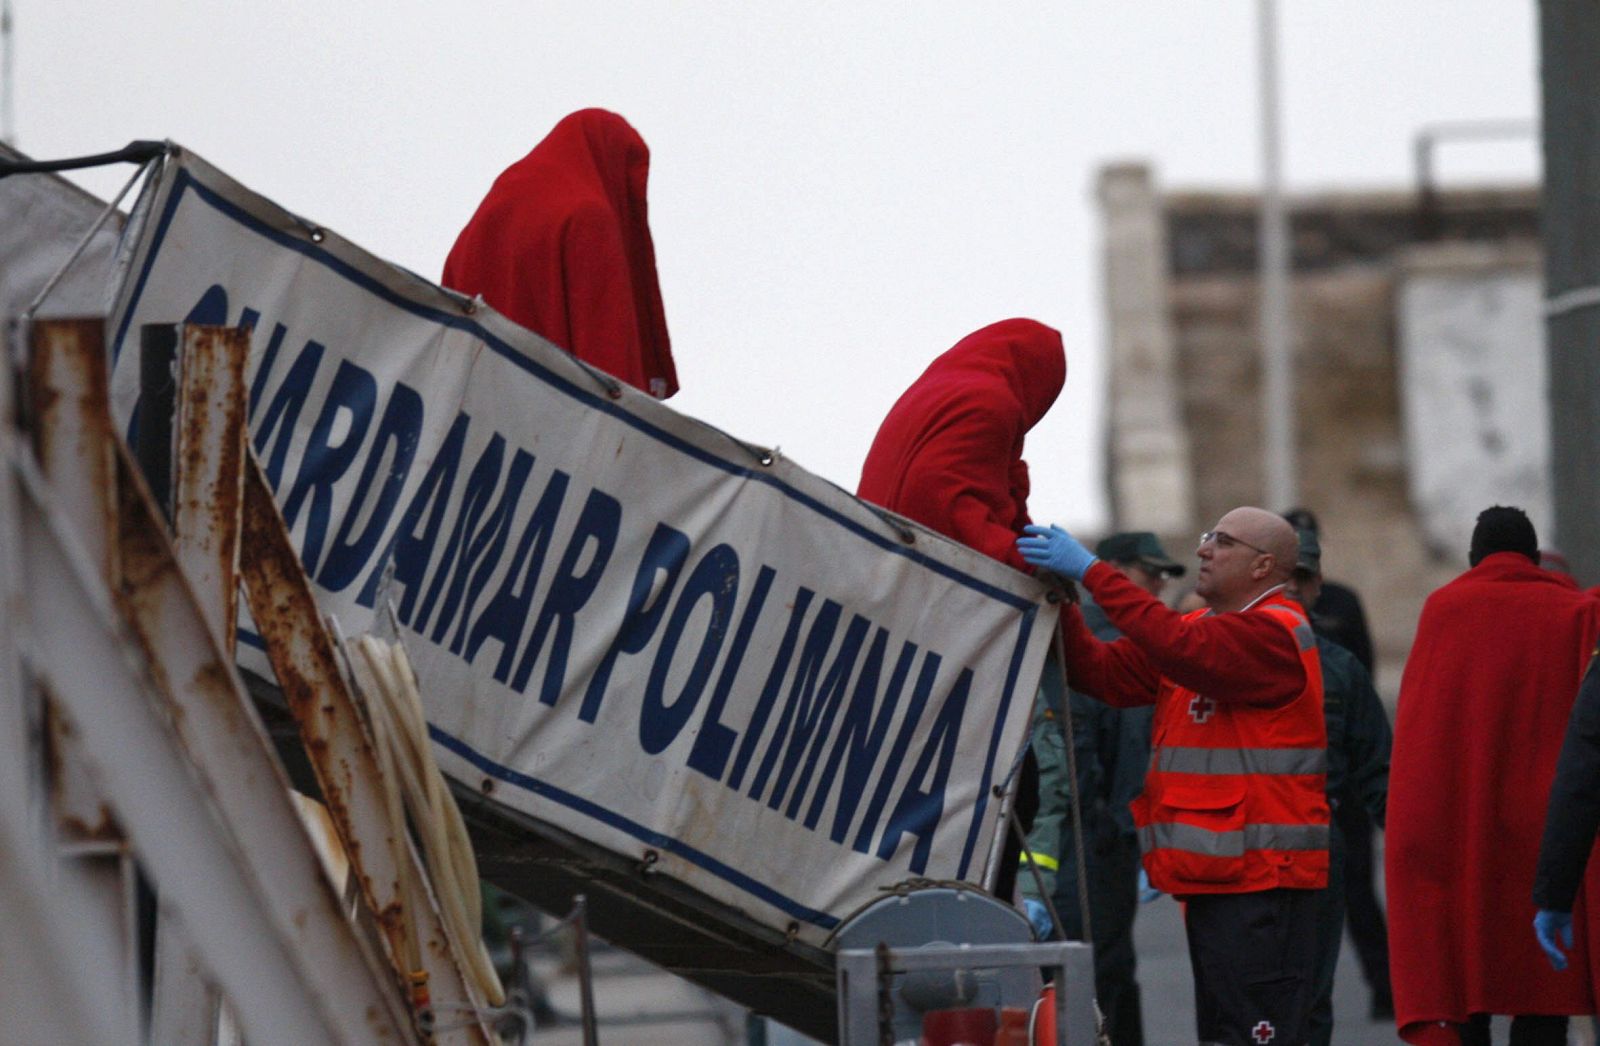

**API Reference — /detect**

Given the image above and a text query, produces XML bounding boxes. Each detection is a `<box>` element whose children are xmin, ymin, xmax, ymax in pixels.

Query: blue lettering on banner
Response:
<box><xmin>806</xmin><ymin>630</ymin><xmax>917</xmax><ymax>839</ymax></box>
<box><xmin>875</xmin><ymin>667</ymin><xmax>972</xmax><ymax>872</ymax></box>
<box><xmin>253</xmin><ymin>338</ymin><xmax>326</xmax><ymax>490</ymax></box>
<box><xmin>281</xmin><ymin>360</ymin><xmax>378</xmax><ymax>576</ymax></box>
<box><xmin>763</xmin><ymin>611</ymin><xmax>872</xmax><ymax>818</ymax></box>
<box><xmin>245</xmin><ymin>319</ymin><xmax>289</xmax><ymax>422</ymax></box>
<box><xmin>582</xmin><ymin>522</ymin><xmax>691</xmax><ymax>724</ymax></box>
<box><xmin>412</xmin><ymin>431</ymin><xmax>505</xmax><ymax>636</ymax></box>
<box><xmin>686</xmin><ymin>564</ymin><xmax>776</xmax><ymax>781</ymax></box>
<box><xmin>853</xmin><ymin>652</ymin><xmax>943</xmax><ymax>855</ymax></box>
<box><xmin>517</xmin><ymin>487</ymin><xmax>622</xmax><ymax>707</ymax></box>
<box><xmin>466</xmin><ymin>467</ymin><xmax>571</xmax><ymax>680</ymax></box>
<box><xmin>437</xmin><ymin>447</ymin><xmax>534</xmax><ymax>656</ymax></box>
<box><xmin>119</xmin><ymin>172</ymin><xmax>1043</xmax><ymax>924</ymax></box>
<box><xmin>317</xmin><ymin>381</ymin><xmax>424</xmax><ymax>593</ymax></box>
<box><xmin>638</xmin><ymin>543</ymin><xmax>740</xmax><ymax>755</ymax></box>
<box><xmin>725</xmin><ymin>587</ymin><xmax>814</xmax><ymax>792</ymax></box>
<box><xmin>375</xmin><ymin>411</ymin><xmax>468</xmax><ymax>617</ymax></box>
<box><xmin>220</xmin><ymin>302</ymin><xmax>996</xmax><ymax>881</ymax></box>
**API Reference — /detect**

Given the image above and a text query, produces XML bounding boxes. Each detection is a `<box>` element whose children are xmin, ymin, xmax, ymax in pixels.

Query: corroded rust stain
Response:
<box><xmin>238</xmin><ymin>451</ymin><xmax>421</xmax><ymax>982</ymax></box>
<box><xmin>60</xmin><ymin>805</ymin><xmax>126</xmax><ymax>845</ymax></box>
<box><xmin>174</xmin><ymin>326</ymin><xmax>248</xmax><ymax>647</ymax></box>
<box><xmin>26</xmin><ymin>319</ymin><xmax>106</xmax><ymax>465</ymax></box>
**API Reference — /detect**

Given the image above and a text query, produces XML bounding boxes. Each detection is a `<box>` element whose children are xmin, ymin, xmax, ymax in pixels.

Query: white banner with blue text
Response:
<box><xmin>106</xmin><ymin>147</ymin><xmax>1056</xmax><ymax>946</ymax></box>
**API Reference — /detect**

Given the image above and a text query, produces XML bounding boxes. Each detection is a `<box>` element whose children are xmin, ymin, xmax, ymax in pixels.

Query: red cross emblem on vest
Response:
<box><xmin>1188</xmin><ymin>694</ymin><xmax>1216</xmax><ymax>724</ymax></box>
<box><xmin>1252</xmin><ymin>1020</ymin><xmax>1276</xmax><ymax>1044</ymax></box>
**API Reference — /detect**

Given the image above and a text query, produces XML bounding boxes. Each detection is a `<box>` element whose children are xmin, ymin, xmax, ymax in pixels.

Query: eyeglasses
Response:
<box><xmin>1198</xmin><ymin>530</ymin><xmax>1270</xmax><ymax>556</ymax></box>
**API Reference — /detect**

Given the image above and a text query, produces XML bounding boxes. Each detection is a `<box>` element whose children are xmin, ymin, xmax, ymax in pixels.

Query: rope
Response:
<box><xmin>0</xmin><ymin>139</ymin><xmax>166</xmax><ymax>179</ymax></box>
<box><xmin>1010</xmin><ymin>804</ymin><xmax>1066</xmax><ymax>943</ymax></box>
<box><xmin>1050</xmin><ymin>625</ymin><xmax>1096</xmax><ymax>953</ymax></box>
<box><xmin>1051</xmin><ymin>623</ymin><xmax>1111</xmax><ymax>1046</ymax></box>
<box><xmin>350</xmin><ymin>634</ymin><xmax>507</xmax><ymax>1008</ymax></box>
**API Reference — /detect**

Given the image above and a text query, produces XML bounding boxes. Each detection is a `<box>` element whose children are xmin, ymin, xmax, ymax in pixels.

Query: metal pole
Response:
<box><xmin>1</xmin><ymin>0</ymin><xmax>14</xmax><ymax>148</ymax></box>
<box><xmin>1540</xmin><ymin>0</ymin><xmax>1600</xmax><ymax>583</ymax></box>
<box><xmin>571</xmin><ymin>895</ymin><xmax>599</xmax><ymax>1046</ymax></box>
<box><xmin>1257</xmin><ymin>0</ymin><xmax>1297</xmax><ymax>510</ymax></box>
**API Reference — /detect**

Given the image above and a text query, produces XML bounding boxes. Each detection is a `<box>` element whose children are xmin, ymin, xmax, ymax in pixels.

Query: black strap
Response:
<box><xmin>0</xmin><ymin>140</ymin><xmax>167</xmax><ymax>179</ymax></box>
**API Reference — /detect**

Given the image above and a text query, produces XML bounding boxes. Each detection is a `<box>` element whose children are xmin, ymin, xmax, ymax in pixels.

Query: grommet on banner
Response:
<box><xmin>309</xmin><ymin>227</ymin><xmax>326</xmax><ymax>244</ymax></box>
<box><xmin>565</xmin><ymin>351</ymin><xmax>625</xmax><ymax>400</ymax></box>
<box><xmin>863</xmin><ymin>503</ymin><xmax>916</xmax><ymax>546</ymax></box>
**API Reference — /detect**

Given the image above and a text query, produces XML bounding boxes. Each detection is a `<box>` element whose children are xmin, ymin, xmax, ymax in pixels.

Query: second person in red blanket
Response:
<box><xmin>442</xmin><ymin>108</ymin><xmax>679</xmax><ymax>400</ymax></box>
<box><xmin>1018</xmin><ymin>508</ymin><xmax>1328</xmax><ymax>1046</ymax></box>
<box><xmin>857</xmin><ymin>316</ymin><xmax>1066</xmax><ymax>903</ymax></box>
<box><xmin>856</xmin><ymin>317</ymin><xmax>1065</xmax><ymax>570</ymax></box>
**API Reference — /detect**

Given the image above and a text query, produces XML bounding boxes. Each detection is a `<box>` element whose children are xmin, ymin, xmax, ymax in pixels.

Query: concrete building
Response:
<box><xmin>1098</xmin><ymin>164</ymin><xmax>1543</xmax><ymax>691</ymax></box>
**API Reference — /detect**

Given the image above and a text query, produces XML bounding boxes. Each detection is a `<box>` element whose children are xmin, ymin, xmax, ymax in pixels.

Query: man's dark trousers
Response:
<box><xmin>1184</xmin><ymin>887</ymin><xmax>1319</xmax><ymax>1046</ymax></box>
<box><xmin>1335</xmin><ymin>796</ymin><xmax>1391</xmax><ymax>1013</ymax></box>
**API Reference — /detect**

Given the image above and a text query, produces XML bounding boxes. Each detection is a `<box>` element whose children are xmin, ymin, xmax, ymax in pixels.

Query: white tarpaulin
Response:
<box><xmin>105</xmin><ymin>146</ymin><xmax>1056</xmax><ymax>946</ymax></box>
<box><xmin>0</xmin><ymin>144</ymin><xmax>127</xmax><ymax>326</ymax></box>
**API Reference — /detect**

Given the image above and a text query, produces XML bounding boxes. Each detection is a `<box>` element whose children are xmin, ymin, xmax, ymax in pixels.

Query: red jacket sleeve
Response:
<box><xmin>1070</xmin><ymin>561</ymin><xmax>1306</xmax><ymax>706</ymax></box>
<box><xmin>1058</xmin><ymin>598</ymin><xmax>1163</xmax><ymax>707</ymax></box>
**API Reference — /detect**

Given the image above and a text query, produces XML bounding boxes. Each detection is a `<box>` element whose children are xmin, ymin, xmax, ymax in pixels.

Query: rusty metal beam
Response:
<box><xmin>24</xmin><ymin>317</ymin><xmax>417</xmax><ymax>1046</ymax></box>
<box><xmin>239</xmin><ymin>450</ymin><xmax>497</xmax><ymax>1044</ymax></box>
<box><xmin>171</xmin><ymin>323</ymin><xmax>247</xmax><ymax>651</ymax></box>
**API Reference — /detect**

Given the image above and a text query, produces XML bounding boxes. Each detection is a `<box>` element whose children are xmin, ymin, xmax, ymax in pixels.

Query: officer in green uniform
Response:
<box><xmin>1283</xmin><ymin>528</ymin><xmax>1391</xmax><ymax>1046</ymax></box>
<box><xmin>1020</xmin><ymin>532</ymin><xmax>1184</xmax><ymax>1046</ymax></box>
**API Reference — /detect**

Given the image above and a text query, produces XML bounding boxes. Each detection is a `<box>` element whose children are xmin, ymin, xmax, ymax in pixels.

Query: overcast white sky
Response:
<box><xmin>18</xmin><ymin>2</ymin><xmax>1540</xmax><ymax>531</ymax></box>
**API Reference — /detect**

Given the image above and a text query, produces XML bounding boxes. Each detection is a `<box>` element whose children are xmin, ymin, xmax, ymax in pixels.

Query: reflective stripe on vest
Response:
<box><xmin>1138</xmin><ymin>821</ymin><xmax>1330</xmax><ymax>858</ymax></box>
<box><xmin>1260</xmin><ymin>604</ymin><xmax>1317</xmax><ymax>651</ymax></box>
<box><xmin>1021</xmin><ymin>850</ymin><xmax>1060</xmax><ymax>872</ymax></box>
<box><xmin>1155</xmin><ymin>746</ymin><xmax>1327</xmax><ymax>776</ymax></box>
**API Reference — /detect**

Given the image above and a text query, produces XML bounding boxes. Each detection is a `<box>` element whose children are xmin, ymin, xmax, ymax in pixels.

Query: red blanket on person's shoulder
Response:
<box><xmin>855</xmin><ymin>319</ymin><xmax>1063</xmax><ymax>572</ymax></box>
<box><xmin>443</xmin><ymin>108</ymin><xmax>677</xmax><ymax>400</ymax></box>
<box><xmin>1388</xmin><ymin>552</ymin><xmax>1600</xmax><ymax>1040</ymax></box>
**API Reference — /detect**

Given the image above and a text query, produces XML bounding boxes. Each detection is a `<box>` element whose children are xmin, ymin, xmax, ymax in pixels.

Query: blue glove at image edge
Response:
<box><xmin>1534</xmin><ymin>909</ymin><xmax>1573</xmax><ymax>971</ymax></box>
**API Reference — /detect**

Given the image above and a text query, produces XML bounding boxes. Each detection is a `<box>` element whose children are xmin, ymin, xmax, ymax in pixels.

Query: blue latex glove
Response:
<box><xmin>1022</xmin><ymin>897</ymin><xmax>1054</xmax><ymax>940</ymax></box>
<box><xmin>1534</xmin><ymin>909</ymin><xmax>1573</xmax><ymax>971</ymax></box>
<box><xmin>1138</xmin><ymin>868</ymin><xmax>1162</xmax><ymax>904</ymax></box>
<box><xmin>1017</xmin><ymin>524</ymin><xmax>1098</xmax><ymax>581</ymax></box>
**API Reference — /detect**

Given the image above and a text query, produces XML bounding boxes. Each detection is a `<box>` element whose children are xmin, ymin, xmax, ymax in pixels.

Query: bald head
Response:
<box><xmin>1194</xmin><ymin>506</ymin><xmax>1299</xmax><ymax>612</ymax></box>
<box><xmin>1220</xmin><ymin>507</ymin><xmax>1298</xmax><ymax>581</ymax></box>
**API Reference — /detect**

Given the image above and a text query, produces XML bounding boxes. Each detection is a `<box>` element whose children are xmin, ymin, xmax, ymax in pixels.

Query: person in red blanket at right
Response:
<box><xmin>442</xmin><ymin>108</ymin><xmax>678</xmax><ymax>400</ymax></box>
<box><xmin>1387</xmin><ymin>505</ymin><xmax>1600</xmax><ymax>1046</ymax></box>
<box><xmin>857</xmin><ymin>317</ymin><xmax>1066</xmax><ymax>903</ymax></box>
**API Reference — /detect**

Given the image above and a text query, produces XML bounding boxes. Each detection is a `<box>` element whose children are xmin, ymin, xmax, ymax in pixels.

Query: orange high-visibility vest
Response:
<box><xmin>1131</xmin><ymin>595</ymin><xmax>1329</xmax><ymax>895</ymax></box>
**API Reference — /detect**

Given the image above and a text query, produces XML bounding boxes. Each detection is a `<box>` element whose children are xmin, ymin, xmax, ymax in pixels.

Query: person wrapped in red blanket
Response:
<box><xmin>1387</xmin><ymin>505</ymin><xmax>1600</xmax><ymax>1045</ymax></box>
<box><xmin>856</xmin><ymin>317</ymin><xmax>1065</xmax><ymax>569</ymax></box>
<box><xmin>443</xmin><ymin>108</ymin><xmax>678</xmax><ymax>400</ymax></box>
<box><xmin>857</xmin><ymin>317</ymin><xmax>1064</xmax><ymax>903</ymax></box>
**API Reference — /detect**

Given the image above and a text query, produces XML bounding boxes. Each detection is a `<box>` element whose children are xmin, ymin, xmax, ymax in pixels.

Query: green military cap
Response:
<box><xmin>1094</xmin><ymin>531</ymin><xmax>1185</xmax><ymax>577</ymax></box>
<box><xmin>1294</xmin><ymin>527</ymin><xmax>1322</xmax><ymax>575</ymax></box>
